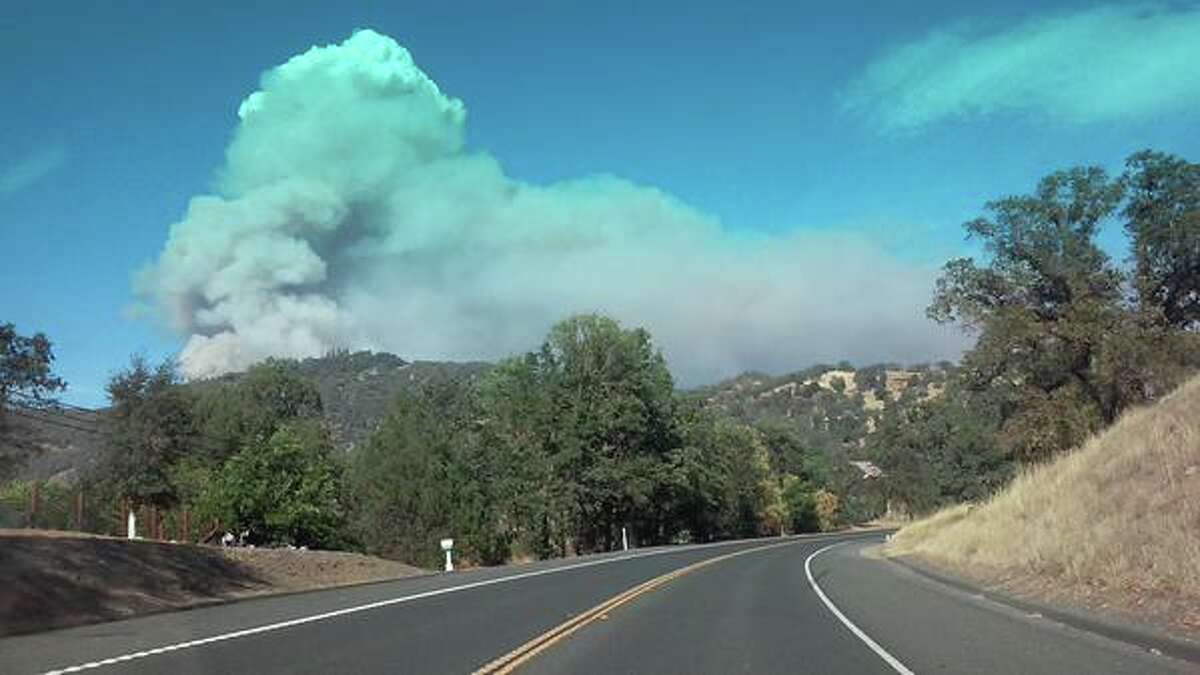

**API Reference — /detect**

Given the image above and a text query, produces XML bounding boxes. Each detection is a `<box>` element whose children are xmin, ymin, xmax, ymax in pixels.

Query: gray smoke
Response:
<box><xmin>139</xmin><ymin>30</ymin><xmax>964</xmax><ymax>385</ymax></box>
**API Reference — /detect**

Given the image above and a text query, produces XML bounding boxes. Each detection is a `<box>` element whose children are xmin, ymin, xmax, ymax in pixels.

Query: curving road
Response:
<box><xmin>0</xmin><ymin>532</ymin><xmax>1192</xmax><ymax>674</ymax></box>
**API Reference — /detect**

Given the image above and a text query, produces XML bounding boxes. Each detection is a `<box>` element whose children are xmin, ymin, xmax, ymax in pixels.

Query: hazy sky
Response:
<box><xmin>3</xmin><ymin>1</ymin><xmax>1199</xmax><ymax>406</ymax></box>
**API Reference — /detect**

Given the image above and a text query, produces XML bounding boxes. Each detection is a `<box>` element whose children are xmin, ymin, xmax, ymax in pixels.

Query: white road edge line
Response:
<box><xmin>42</xmin><ymin>532</ymin><xmax>871</xmax><ymax>675</ymax></box>
<box><xmin>805</xmin><ymin>541</ymin><xmax>916</xmax><ymax>675</ymax></box>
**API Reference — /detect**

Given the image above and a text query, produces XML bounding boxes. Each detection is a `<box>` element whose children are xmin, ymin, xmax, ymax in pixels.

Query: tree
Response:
<box><xmin>0</xmin><ymin>323</ymin><xmax>66</xmax><ymax>479</ymax></box>
<box><xmin>348</xmin><ymin>376</ymin><xmax>508</xmax><ymax>566</ymax></box>
<box><xmin>101</xmin><ymin>356</ymin><xmax>194</xmax><ymax>508</ymax></box>
<box><xmin>929</xmin><ymin>167</ymin><xmax>1131</xmax><ymax>460</ymax></box>
<box><xmin>1124</xmin><ymin>150</ymin><xmax>1200</xmax><ymax>330</ymax></box>
<box><xmin>206</xmin><ymin>423</ymin><xmax>345</xmax><ymax>548</ymax></box>
<box><xmin>654</xmin><ymin>400</ymin><xmax>735</xmax><ymax>544</ymax></box>
<box><xmin>714</xmin><ymin>419</ymin><xmax>780</xmax><ymax>537</ymax></box>
<box><xmin>756</xmin><ymin>423</ymin><xmax>829</xmax><ymax>485</ymax></box>
<box><xmin>477</xmin><ymin>354</ymin><xmax>572</xmax><ymax>558</ymax></box>
<box><xmin>781</xmin><ymin>475</ymin><xmax>820</xmax><ymax>533</ymax></box>
<box><xmin>480</xmin><ymin>314</ymin><xmax>680</xmax><ymax>554</ymax></box>
<box><xmin>868</xmin><ymin>384</ymin><xmax>1011</xmax><ymax>514</ymax></box>
<box><xmin>345</xmin><ymin>314</ymin><xmax>701</xmax><ymax>566</ymax></box>
<box><xmin>813</xmin><ymin>489</ymin><xmax>840</xmax><ymax>532</ymax></box>
<box><xmin>929</xmin><ymin>167</ymin><xmax>1125</xmax><ymax>329</ymax></box>
<box><xmin>192</xmin><ymin>360</ymin><xmax>324</xmax><ymax>462</ymax></box>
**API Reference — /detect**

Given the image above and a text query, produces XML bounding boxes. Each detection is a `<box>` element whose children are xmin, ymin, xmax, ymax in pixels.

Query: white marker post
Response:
<box><xmin>440</xmin><ymin>538</ymin><xmax>454</xmax><ymax>572</ymax></box>
<box><xmin>127</xmin><ymin>509</ymin><xmax>137</xmax><ymax>540</ymax></box>
<box><xmin>621</xmin><ymin>527</ymin><xmax>629</xmax><ymax>552</ymax></box>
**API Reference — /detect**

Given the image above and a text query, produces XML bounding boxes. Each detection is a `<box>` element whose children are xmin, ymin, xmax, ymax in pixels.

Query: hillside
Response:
<box><xmin>190</xmin><ymin>351</ymin><xmax>493</xmax><ymax>450</ymax></box>
<box><xmin>8</xmin><ymin>354</ymin><xmax>949</xmax><ymax>486</ymax></box>
<box><xmin>258</xmin><ymin>351</ymin><xmax>492</xmax><ymax>449</ymax></box>
<box><xmin>887</xmin><ymin>373</ymin><xmax>1200</xmax><ymax>637</ymax></box>
<box><xmin>698</xmin><ymin>362</ymin><xmax>953</xmax><ymax>448</ymax></box>
<box><xmin>1</xmin><ymin>406</ymin><xmax>104</xmax><ymax>484</ymax></box>
<box><xmin>3</xmin><ymin>352</ymin><xmax>492</xmax><ymax>482</ymax></box>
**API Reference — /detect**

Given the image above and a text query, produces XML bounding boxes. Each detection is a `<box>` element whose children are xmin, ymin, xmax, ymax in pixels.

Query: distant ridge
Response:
<box><xmin>4</xmin><ymin>352</ymin><xmax>953</xmax><ymax>484</ymax></box>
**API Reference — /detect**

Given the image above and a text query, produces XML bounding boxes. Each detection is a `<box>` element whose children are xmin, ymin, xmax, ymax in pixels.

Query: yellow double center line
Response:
<box><xmin>473</xmin><ymin>538</ymin><xmax>802</xmax><ymax>674</ymax></box>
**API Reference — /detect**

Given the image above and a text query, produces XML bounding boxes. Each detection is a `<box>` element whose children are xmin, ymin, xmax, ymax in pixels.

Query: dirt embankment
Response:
<box><xmin>0</xmin><ymin>529</ymin><xmax>425</xmax><ymax>637</ymax></box>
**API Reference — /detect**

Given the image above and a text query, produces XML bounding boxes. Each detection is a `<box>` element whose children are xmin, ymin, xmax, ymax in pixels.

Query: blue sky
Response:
<box><xmin>2</xmin><ymin>1</ymin><xmax>1199</xmax><ymax>406</ymax></box>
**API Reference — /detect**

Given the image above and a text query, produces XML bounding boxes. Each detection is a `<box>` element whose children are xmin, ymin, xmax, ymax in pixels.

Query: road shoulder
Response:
<box><xmin>810</xmin><ymin>540</ymin><xmax>1197</xmax><ymax>675</ymax></box>
<box><xmin>885</xmin><ymin>549</ymin><xmax>1200</xmax><ymax>666</ymax></box>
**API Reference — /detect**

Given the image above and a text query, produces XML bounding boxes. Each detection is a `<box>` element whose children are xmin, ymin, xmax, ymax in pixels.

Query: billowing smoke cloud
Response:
<box><xmin>140</xmin><ymin>29</ymin><xmax>964</xmax><ymax>385</ymax></box>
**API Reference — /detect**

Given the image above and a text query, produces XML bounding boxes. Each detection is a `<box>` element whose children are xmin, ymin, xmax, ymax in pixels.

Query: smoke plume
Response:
<box><xmin>140</xmin><ymin>29</ymin><xmax>963</xmax><ymax>385</ymax></box>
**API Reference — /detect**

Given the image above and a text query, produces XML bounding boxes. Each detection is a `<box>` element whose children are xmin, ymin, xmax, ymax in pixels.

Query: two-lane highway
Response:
<box><xmin>524</xmin><ymin>538</ymin><xmax>1192</xmax><ymax>674</ymax></box>
<box><xmin>1</xmin><ymin>531</ymin><xmax>1192</xmax><ymax>674</ymax></box>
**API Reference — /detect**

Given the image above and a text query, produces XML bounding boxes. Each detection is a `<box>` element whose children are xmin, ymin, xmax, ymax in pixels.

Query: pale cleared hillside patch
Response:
<box><xmin>817</xmin><ymin>369</ymin><xmax>858</xmax><ymax>393</ymax></box>
<box><xmin>861</xmin><ymin>390</ymin><xmax>885</xmax><ymax>411</ymax></box>
<box><xmin>888</xmin><ymin>374</ymin><xmax>1200</xmax><ymax>622</ymax></box>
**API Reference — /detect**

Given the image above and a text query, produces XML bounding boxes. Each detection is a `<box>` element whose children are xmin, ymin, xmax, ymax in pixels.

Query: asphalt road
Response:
<box><xmin>1</xmin><ymin>532</ymin><xmax>1192</xmax><ymax>674</ymax></box>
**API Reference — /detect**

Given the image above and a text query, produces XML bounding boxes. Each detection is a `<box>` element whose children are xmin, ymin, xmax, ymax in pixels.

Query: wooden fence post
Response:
<box><xmin>75</xmin><ymin>491</ymin><xmax>84</xmax><ymax>532</ymax></box>
<box><xmin>28</xmin><ymin>482</ymin><xmax>39</xmax><ymax>529</ymax></box>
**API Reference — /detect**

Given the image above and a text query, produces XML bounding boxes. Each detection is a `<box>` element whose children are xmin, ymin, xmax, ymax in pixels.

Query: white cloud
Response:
<box><xmin>844</xmin><ymin>3</ymin><xmax>1200</xmax><ymax>133</ymax></box>
<box><xmin>140</xmin><ymin>29</ymin><xmax>965</xmax><ymax>385</ymax></box>
<box><xmin>0</xmin><ymin>146</ymin><xmax>66</xmax><ymax>197</ymax></box>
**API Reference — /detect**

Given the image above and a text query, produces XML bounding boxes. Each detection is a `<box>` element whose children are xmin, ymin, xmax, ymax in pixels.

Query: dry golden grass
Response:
<box><xmin>888</xmin><ymin>374</ymin><xmax>1200</xmax><ymax>614</ymax></box>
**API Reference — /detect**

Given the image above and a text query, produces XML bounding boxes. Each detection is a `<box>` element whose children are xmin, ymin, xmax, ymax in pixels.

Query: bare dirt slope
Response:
<box><xmin>0</xmin><ymin>529</ymin><xmax>425</xmax><ymax>636</ymax></box>
<box><xmin>887</xmin><ymin>374</ymin><xmax>1200</xmax><ymax>638</ymax></box>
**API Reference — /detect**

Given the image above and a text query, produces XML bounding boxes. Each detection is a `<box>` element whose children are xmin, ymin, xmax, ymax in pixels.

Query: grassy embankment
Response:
<box><xmin>887</xmin><ymin>375</ymin><xmax>1200</xmax><ymax>633</ymax></box>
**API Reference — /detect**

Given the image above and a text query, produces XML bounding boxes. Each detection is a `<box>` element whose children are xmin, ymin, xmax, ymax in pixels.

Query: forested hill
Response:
<box><xmin>301</xmin><ymin>353</ymin><xmax>493</xmax><ymax>449</ymax></box>
<box><xmin>6</xmin><ymin>353</ymin><xmax>492</xmax><ymax>482</ymax></box>
<box><xmin>206</xmin><ymin>351</ymin><xmax>493</xmax><ymax>450</ymax></box>
<box><xmin>11</xmin><ymin>351</ymin><xmax>949</xmax><ymax>483</ymax></box>
<box><xmin>224</xmin><ymin>355</ymin><xmax>955</xmax><ymax>454</ymax></box>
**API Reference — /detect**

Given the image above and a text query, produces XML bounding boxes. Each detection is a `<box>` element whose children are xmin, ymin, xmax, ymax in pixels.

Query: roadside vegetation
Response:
<box><xmin>2</xmin><ymin>316</ymin><xmax>844</xmax><ymax>568</ymax></box>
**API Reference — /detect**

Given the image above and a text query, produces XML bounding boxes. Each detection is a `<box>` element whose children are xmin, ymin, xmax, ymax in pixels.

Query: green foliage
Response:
<box><xmin>0</xmin><ymin>323</ymin><xmax>66</xmax><ymax>406</ymax></box>
<box><xmin>861</xmin><ymin>150</ymin><xmax>1199</xmax><ymax>518</ymax></box>
<box><xmin>204</xmin><ymin>423</ymin><xmax>345</xmax><ymax>548</ymax></box>
<box><xmin>756</xmin><ymin>423</ymin><xmax>831</xmax><ymax>485</ymax></box>
<box><xmin>695</xmin><ymin>361</ymin><xmax>953</xmax><ymax>522</ymax></box>
<box><xmin>101</xmin><ymin>356</ymin><xmax>195</xmax><ymax>508</ymax></box>
<box><xmin>191</xmin><ymin>360</ymin><xmax>325</xmax><ymax>462</ymax></box>
<box><xmin>1124</xmin><ymin>150</ymin><xmax>1200</xmax><ymax>329</ymax></box>
<box><xmin>165</xmin><ymin>456</ymin><xmax>220</xmax><ymax>526</ymax></box>
<box><xmin>712</xmin><ymin>418</ymin><xmax>779</xmax><ymax>537</ymax></box>
<box><xmin>929</xmin><ymin>166</ymin><xmax>1125</xmax><ymax>329</ymax></box>
<box><xmin>284</xmin><ymin>351</ymin><xmax>490</xmax><ymax>450</ymax></box>
<box><xmin>781</xmin><ymin>475</ymin><xmax>820</xmax><ymax>533</ymax></box>
<box><xmin>348</xmin><ymin>377</ymin><xmax>507</xmax><ymax>567</ymax></box>
<box><xmin>481</xmin><ymin>314</ymin><xmax>681</xmax><ymax>553</ymax></box>
<box><xmin>0</xmin><ymin>323</ymin><xmax>67</xmax><ymax>480</ymax></box>
<box><xmin>0</xmin><ymin>479</ymin><xmax>72</xmax><ymax>529</ymax></box>
<box><xmin>348</xmin><ymin>314</ymin><xmax>814</xmax><ymax>566</ymax></box>
<box><xmin>869</xmin><ymin>385</ymin><xmax>1012</xmax><ymax>514</ymax></box>
<box><xmin>928</xmin><ymin>158</ymin><xmax>1200</xmax><ymax>463</ymax></box>
<box><xmin>94</xmin><ymin>354</ymin><xmax>337</xmax><ymax>543</ymax></box>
